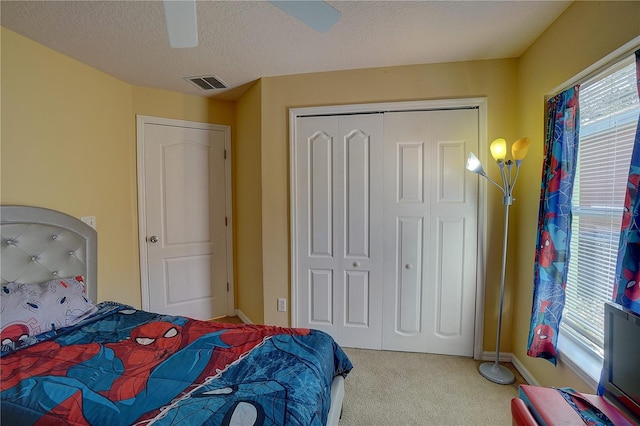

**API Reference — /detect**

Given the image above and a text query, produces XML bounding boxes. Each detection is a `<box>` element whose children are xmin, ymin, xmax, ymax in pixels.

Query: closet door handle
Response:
<box><xmin>353</xmin><ymin>261</ymin><xmax>360</xmax><ymax>267</ymax></box>
<box><xmin>148</xmin><ymin>235</ymin><xmax>159</xmax><ymax>243</ymax></box>
<box><xmin>405</xmin><ymin>263</ymin><xmax>413</xmax><ymax>269</ymax></box>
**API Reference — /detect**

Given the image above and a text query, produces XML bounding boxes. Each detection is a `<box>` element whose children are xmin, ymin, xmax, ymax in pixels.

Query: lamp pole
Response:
<box><xmin>466</xmin><ymin>137</ymin><xmax>530</xmax><ymax>385</ymax></box>
<box><xmin>478</xmin><ymin>163</ymin><xmax>515</xmax><ymax>384</ymax></box>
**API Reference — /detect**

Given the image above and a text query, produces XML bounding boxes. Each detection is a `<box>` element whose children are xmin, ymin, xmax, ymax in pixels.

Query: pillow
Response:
<box><xmin>0</xmin><ymin>276</ymin><xmax>98</xmax><ymax>345</ymax></box>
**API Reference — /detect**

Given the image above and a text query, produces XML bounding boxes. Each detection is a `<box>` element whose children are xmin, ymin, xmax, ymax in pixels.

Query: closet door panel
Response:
<box><xmin>337</xmin><ymin>115</ymin><xmax>383</xmax><ymax>349</ymax></box>
<box><xmin>344</xmin><ymin>130</ymin><xmax>370</xmax><ymax>258</ymax></box>
<box><xmin>296</xmin><ymin>117</ymin><xmax>339</xmax><ymax>336</ymax></box>
<box><xmin>395</xmin><ymin>216</ymin><xmax>423</xmax><ymax>335</ymax></box>
<box><xmin>344</xmin><ymin>270</ymin><xmax>370</xmax><ymax>327</ymax></box>
<box><xmin>425</xmin><ymin>110</ymin><xmax>478</xmax><ymax>356</ymax></box>
<box><xmin>309</xmin><ymin>132</ymin><xmax>334</xmax><ymax>257</ymax></box>
<box><xmin>398</xmin><ymin>143</ymin><xmax>424</xmax><ymax>203</ymax></box>
<box><xmin>436</xmin><ymin>217</ymin><xmax>465</xmax><ymax>336</ymax></box>
<box><xmin>309</xmin><ymin>269</ymin><xmax>333</xmax><ymax>324</ymax></box>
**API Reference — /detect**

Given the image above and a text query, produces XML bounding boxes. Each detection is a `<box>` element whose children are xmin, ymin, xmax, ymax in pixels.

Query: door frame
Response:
<box><xmin>136</xmin><ymin>115</ymin><xmax>235</xmax><ymax>316</ymax></box>
<box><xmin>289</xmin><ymin>98</ymin><xmax>488</xmax><ymax>359</ymax></box>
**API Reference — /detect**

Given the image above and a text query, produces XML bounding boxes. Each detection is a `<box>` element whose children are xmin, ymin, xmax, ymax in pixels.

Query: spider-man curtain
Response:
<box><xmin>613</xmin><ymin>49</ymin><xmax>640</xmax><ymax>314</ymax></box>
<box><xmin>527</xmin><ymin>86</ymin><xmax>580</xmax><ymax>365</ymax></box>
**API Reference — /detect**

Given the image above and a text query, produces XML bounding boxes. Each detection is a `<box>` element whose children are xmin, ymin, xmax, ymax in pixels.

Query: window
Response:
<box><xmin>559</xmin><ymin>53</ymin><xmax>639</xmax><ymax>382</ymax></box>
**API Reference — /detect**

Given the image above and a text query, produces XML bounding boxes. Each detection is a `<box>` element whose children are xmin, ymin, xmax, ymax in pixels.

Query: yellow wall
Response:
<box><xmin>258</xmin><ymin>60</ymin><xmax>519</xmax><ymax>336</ymax></box>
<box><xmin>512</xmin><ymin>1</ymin><xmax>640</xmax><ymax>391</ymax></box>
<box><xmin>132</xmin><ymin>86</ymin><xmax>234</xmax><ymax>126</ymax></box>
<box><xmin>1</xmin><ymin>27</ymin><xmax>138</xmax><ymax>305</ymax></box>
<box><xmin>234</xmin><ymin>80</ymin><xmax>264</xmax><ymax>323</ymax></box>
<box><xmin>1</xmin><ymin>28</ymin><xmax>234</xmax><ymax>308</ymax></box>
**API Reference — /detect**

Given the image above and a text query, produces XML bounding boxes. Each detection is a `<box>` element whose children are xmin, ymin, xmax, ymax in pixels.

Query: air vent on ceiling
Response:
<box><xmin>185</xmin><ymin>75</ymin><xmax>228</xmax><ymax>90</ymax></box>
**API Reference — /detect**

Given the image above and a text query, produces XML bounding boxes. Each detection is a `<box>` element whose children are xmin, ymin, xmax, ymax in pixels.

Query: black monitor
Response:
<box><xmin>602</xmin><ymin>301</ymin><xmax>640</xmax><ymax>423</ymax></box>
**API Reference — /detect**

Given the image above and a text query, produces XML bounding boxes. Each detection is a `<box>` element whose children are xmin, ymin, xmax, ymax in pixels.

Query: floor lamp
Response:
<box><xmin>466</xmin><ymin>137</ymin><xmax>530</xmax><ymax>385</ymax></box>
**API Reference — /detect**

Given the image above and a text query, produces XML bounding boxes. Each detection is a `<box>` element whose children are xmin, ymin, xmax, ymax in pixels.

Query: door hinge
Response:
<box><xmin>224</xmin><ymin>149</ymin><xmax>227</xmax><ymax>159</ymax></box>
<box><xmin>227</xmin><ymin>282</ymin><xmax>229</xmax><ymax>291</ymax></box>
<box><xmin>225</xmin><ymin>217</ymin><xmax>228</xmax><ymax>226</ymax></box>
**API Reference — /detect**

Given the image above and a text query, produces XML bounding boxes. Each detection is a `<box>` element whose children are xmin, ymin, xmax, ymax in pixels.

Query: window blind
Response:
<box><xmin>562</xmin><ymin>54</ymin><xmax>638</xmax><ymax>355</ymax></box>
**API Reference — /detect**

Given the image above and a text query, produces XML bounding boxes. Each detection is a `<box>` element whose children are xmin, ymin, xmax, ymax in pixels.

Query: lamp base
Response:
<box><xmin>479</xmin><ymin>361</ymin><xmax>515</xmax><ymax>385</ymax></box>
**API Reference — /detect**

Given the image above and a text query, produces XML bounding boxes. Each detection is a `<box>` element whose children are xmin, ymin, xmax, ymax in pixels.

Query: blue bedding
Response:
<box><xmin>1</xmin><ymin>303</ymin><xmax>352</xmax><ymax>425</ymax></box>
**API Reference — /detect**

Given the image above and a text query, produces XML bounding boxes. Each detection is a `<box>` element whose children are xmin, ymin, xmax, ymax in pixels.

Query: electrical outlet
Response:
<box><xmin>81</xmin><ymin>216</ymin><xmax>96</xmax><ymax>229</ymax></box>
<box><xmin>277</xmin><ymin>298</ymin><xmax>287</xmax><ymax>312</ymax></box>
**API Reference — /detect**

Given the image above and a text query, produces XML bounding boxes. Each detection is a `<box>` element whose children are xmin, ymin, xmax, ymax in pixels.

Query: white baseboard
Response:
<box><xmin>511</xmin><ymin>354</ymin><xmax>540</xmax><ymax>386</ymax></box>
<box><xmin>236</xmin><ymin>309</ymin><xmax>253</xmax><ymax>324</ymax></box>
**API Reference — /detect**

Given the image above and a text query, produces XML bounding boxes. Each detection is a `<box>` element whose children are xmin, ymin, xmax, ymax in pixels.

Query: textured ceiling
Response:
<box><xmin>1</xmin><ymin>1</ymin><xmax>572</xmax><ymax>100</ymax></box>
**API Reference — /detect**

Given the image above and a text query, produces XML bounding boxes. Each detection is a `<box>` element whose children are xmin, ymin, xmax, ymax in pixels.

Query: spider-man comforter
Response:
<box><xmin>1</xmin><ymin>302</ymin><xmax>353</xmax><ymax>425</ymax></box>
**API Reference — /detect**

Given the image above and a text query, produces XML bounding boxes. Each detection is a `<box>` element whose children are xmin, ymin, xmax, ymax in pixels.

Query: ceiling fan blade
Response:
<box><xmin>269</xmin><ymin>1</ymin><xmax>341</xmax><ymax>33</ymax></box>
<box><xmin>162</xmin><ymin>0</ymin><xmax>198</xmax><ymax>48</ymax></box>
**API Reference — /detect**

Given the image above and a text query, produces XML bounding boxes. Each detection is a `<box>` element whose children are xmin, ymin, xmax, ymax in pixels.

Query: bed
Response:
<box><xmin>0</xmin><ymin>205</ymin><xmax>352</xmax><ymax>425</ymax></box>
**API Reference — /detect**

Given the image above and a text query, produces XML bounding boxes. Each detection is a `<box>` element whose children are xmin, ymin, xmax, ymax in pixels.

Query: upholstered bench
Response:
<box><xmin>511</xmin><ymin>385</ymin><xmax>635</xmax><ymax>426</ymax></box>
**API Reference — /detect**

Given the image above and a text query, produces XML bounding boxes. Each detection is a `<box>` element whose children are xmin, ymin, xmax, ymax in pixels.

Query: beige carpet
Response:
<box><xmin>340</xmin><ymin>348</ymin><xmax>526</xmax><ymax>426</ymax></box>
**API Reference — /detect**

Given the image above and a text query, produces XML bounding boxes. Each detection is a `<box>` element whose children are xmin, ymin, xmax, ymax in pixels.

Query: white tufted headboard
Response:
<box><xmin>0</xmin><ymin>205</ymin><xmax>97</xmax><ymax>302</ymax></box>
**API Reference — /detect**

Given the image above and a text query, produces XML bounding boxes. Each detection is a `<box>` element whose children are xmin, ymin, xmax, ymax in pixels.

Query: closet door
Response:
<box><xmin>381</xmin><ymin>110</ymin><xmax>478</xmax><ymax>356</ymax></box>
<box><xmin>294</xmin><ymin>114</ymin><xmax>384</xmax><ymax>349</ymax></box>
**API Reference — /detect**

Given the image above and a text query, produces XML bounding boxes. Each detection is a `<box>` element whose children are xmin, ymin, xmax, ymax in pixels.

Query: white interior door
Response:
<box><xmin>382</xmin><ymin>110</ymin><xmax>478</xmax><ymax>356</ymax></box>
<box><xmin>138</xmin><ymin>118</ymin><xmax>233</xmax><ymax>320</ymax></box>
<box><xmin>294</xmin><ymin>114</ymin><xmax>384</xmax><ymax>349</ymax></box>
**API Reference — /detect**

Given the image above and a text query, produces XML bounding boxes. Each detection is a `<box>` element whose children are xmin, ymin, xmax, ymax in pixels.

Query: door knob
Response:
<box><xmin>353</xmin><ymin>261</ymin><xmax>360</xmax><ymax>267</ymax></box>
<box><xmin>405</xmin><ymin>263</ymin><xmax>413</xmax><ymax>269</ymax></box>
<box><xmin>148</xmin><ymin>235</ymin><xmax>159</xmax><ymax>243</ymax></box>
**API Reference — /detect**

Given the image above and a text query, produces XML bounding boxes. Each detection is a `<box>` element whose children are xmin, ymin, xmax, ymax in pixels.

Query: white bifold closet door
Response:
<box><xmin>295</xmin><ymin>114</ymin><xmax>384</xmax><ymax>349</ymax></box>
<box><xmin>381</xmin><ymin>110</ymin><xmax>478</xmax><ymax>356</ymax></box>
<box><xmin>294</xmin><ymin>109</ymin><xmax>478</xmax><ymax>356</ymax></box>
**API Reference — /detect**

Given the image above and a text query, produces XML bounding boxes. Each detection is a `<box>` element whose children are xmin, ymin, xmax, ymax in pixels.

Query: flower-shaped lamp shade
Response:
<box><xmin>512</xmin><ymin>137</ymin><xmax>531</xmax><ymax>161</ymax></box>
<box><xmin>490</xmin><ymin>138</ymin><xmax>507</xmax><ymax>161</ymax></box>
<box><xmin>466</xmin><ymin>152</ymin><xmax>485</xmax><ymax>175</ymax></box>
